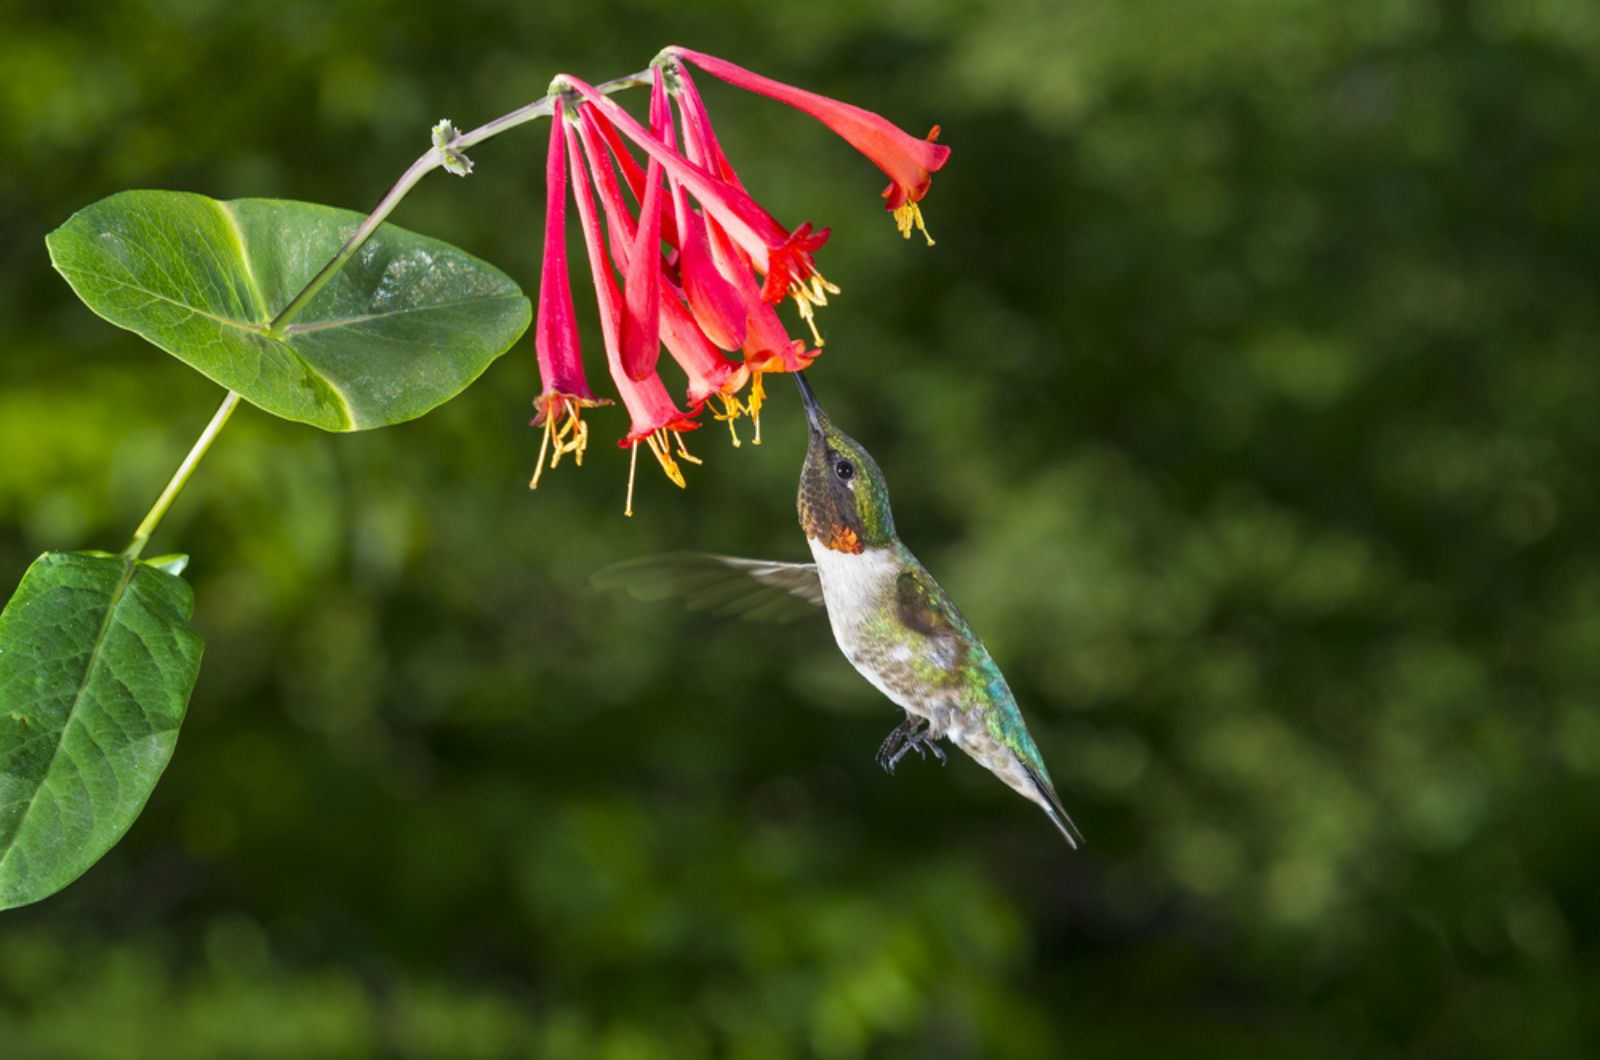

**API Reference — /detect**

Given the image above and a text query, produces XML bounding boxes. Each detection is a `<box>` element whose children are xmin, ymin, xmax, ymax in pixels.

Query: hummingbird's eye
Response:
<box><xmin>834</xmin><ymin>459</ymin><xmax>856</xmax><ymax>482</ymax></box>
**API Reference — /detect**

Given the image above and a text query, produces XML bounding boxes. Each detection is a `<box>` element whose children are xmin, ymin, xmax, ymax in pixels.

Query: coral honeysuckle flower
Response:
<box><xmin>530</xmin><ymin>97</ymin><xmax>607</xmax><ymax>491</ymax></box>
<box><xmin>564</xmin><ymin>114</ymin><xmax>701</xmax><ymax>516</ymax></box>
<box><xmin>702</xmin><ymin>217</ymin><xmax>814</xmax><ymax>375</ymax></box>
<box><xmin>585</xmin><ymin>103</ymin><xmax>682</xmax><ymax>252</ymax></box>
<box><xmin>700</xmin><ymin>215</ymin><xmax>816</xmax><ymax>446</ymax></box>
<box><xmin>666</xmin><ymin>46</ymin><xmax>951</xmax><ymax>245</ymax></box>
<box><xmin>573</xmin><ymin>100</ymin><xmax>752</xmax><ymax>445</ymax></box>
<box><xmin>642</xmin><ymin>70</ymin><xmax>747</xmax><ymax>353</ymax></box>
<box><xmin>563</xmin><ymin>76</ymin><xmax>839</xmax><ymax>346</ymax></box>
<box><xmin>527</xmin><ymin>53</ymin><xmax>949</xmax><ymax>509</ymax></box>
<box><xmin>613</xmin><ymin>74</ymin><xmax>669</xmax><ymax>383</ymax></box>
<box><xmin>666</xmin><ymin>69</ymin><xmax>820</xmax><ymax>391</ymax></box>
<box><xmin>661</xmin><ymin>293</ymin><xmax>751</xmax><ymax>447</ymax></box>
<box><xmin>665</xmin><ymin>65</ymin><xmax>840</xmax><ymax>345</ymax></box>
<box><xmin>670</xmin><ymin>65</ymin><xmax>738</xmax><ymax>185</ymax></box>
<box><xmin>675</xmin><ymin>201</ymin><xmax>748</xmax><ymax>352</ymax></box>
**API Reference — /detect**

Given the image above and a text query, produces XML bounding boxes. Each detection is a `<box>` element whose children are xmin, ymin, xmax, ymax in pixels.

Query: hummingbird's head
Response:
<box><xmin>794</xmin><ymin>373</ymin><xmax>897</xmax><ymax>554</ymax></box>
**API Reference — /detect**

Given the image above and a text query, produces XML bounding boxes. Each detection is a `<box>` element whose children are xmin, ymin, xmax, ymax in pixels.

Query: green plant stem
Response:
<box><xmin>123</xmin><ymin>391</ymin><xmax>242</xmax><ymax>560</ymax></box>
<box><xmin>125</xmin><ymin>68</ymin><xmax>653</xmax><ymax>558</ymax></box>
<box><xmin>267</xmin><ymin>68</ymin><xmax>652</xmax><ymax>334</ymax></box>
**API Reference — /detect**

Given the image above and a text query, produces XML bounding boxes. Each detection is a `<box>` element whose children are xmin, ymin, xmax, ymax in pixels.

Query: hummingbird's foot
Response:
<box><xmin>875</xmin><ymin>715</ymin><xmax>924</xmax><ymax>773</ymax></box>
<box><xmin>878</xmin><ymin>718</ymin><xmax>948</xmax><ymax>773</ymax></box>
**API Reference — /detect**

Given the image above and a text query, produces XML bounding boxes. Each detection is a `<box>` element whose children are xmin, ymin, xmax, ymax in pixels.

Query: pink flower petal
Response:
<box><xmin>565</xmin><ymin>116</ymin><xmax>693</xmax><ymax>441</ymax></box>
<box><xmin>670</xmin><ymin>47</ymin><xmax>950</xmax><ymax>208</ymax></box>
<box><xmin>534</xmin><ymin>97</ymin><xmax>598</xmax><ymax>417</ymax></box>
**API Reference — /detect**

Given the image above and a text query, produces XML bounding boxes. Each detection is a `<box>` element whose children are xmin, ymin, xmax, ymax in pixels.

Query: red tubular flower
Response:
<box><xmin>564</xmin><ymin>114</ymin><xmax>700</xmax><ymax>515</ymax></box>
<box><xmin>578</xmin><ymin>100</ymin><xmax>753</xmax><ymax>445</ymax></box>
<box><xmin>586</xmin><ymin>103</ymin><xmax>681</xmax><ymax>251</ymax></box>
<box><xmin>670</xmin><ymin>64</ymin><xmax>742</xmax><ymax>187</ymax></box>
<box><xmin>668</xmin><ymin>46</ymin><xmax>951</xmax><ymax>245</ymax></box>
<box><xmin>668</xmin><ymin>65</ymin><xmax>840</xmax><ymax>345</ymax></box>
<box><xmin>701</xmin><ymin>216</ymin><xmax>816</xmax><ymax>445</ymax></box>
<box><xmin>614</xmin><ymin>74</ymin><xmax>670</xmax><ymax>383</ymax></box>
<box><xmin>646</xmin><ymin>69</ymin><xmax>747</xmax><ymax>352</ymax></box>
<box><xmin>576</xmin><ymin>100</ymin><xmax>748</xmax><ymax>429</ymax></box>
<box><xmin>660</xmin><ymin>293</ymin><xmax>751</xmax><ymax>445</ymax></box>
<box><xmin>528</xmin><ymin>54</ymin><xmax>951</xmax><ymax>508</ymax></box>
<box><xmin>675</xmin><ymin>203</ymin><xmax>747</xmax><ymax>351</ymax></box>
<box><xmin>564</xmin><ymin>75</ymin><xmax>838</xmax><ymax>346</ymax></box>
<box><xmin>530</xmin><ymin>98</ymin><xmax>607</xmax><ymax>490</ymax></box>
<box><xmin>669</xmin><ymin>70</ymin><xmax>820</xmax><ymax>385</ymax></box>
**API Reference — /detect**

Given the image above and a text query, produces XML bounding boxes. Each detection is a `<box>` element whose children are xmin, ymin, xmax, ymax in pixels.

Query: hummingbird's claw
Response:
<box><xmin>876</xmin><ymin>715</ymin><xmax>923</xmax><ymax>773</ymax></box>
<box><xmin>876</xmin><ymin>716</ymin><xmax>946</xmax><ymax>773</ymax></box>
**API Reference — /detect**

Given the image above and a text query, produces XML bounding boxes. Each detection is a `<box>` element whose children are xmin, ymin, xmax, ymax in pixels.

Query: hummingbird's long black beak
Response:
<box><xmin>793</xmin><ymin>371</ymin><xmax>826</xmax><ymax>437</ymax></box>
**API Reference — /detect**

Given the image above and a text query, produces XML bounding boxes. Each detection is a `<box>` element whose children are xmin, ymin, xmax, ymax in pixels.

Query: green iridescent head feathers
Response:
<box><xmin>794</xmin><ymin>373</ymin><xmax>896</xmax><ymax>552</ymax></box>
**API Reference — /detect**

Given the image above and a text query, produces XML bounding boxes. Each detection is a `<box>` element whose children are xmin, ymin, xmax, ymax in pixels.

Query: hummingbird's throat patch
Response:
<box><xmin>826</xmin><ymin>525</ymin><xmax>863</xmax><ymax>554</ymax></box>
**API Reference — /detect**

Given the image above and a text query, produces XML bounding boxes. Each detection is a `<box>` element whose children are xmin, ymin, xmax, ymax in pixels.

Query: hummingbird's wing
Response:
<box><xmin>592</xmin><ymin>553</ymin><xmax>823</xmax><ymax>622</ymax></box>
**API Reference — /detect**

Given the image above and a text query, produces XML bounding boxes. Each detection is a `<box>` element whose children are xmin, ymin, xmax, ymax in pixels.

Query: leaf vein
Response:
<box><xmin>0</xmin><ymin>559</ymin><xmax>138</xmax><ymax>880</ymax></box>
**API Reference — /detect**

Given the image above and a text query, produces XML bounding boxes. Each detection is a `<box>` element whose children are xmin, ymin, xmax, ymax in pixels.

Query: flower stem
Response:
<box><xmin>266</xmin><ymin>68</ymin><xmax>652</xmax><ymax>335</ymax></box>
<box><xmin>122</xmin><ymin>391</ymin><xmax>242</xmax><ymax>561</ymax></box>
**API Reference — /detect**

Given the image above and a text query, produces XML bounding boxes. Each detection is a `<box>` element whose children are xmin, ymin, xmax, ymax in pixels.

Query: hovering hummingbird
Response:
<box><xmin>600</xmin><ymin>373</ymin><xmax>1082</xmax><ymax>846</ymax></box>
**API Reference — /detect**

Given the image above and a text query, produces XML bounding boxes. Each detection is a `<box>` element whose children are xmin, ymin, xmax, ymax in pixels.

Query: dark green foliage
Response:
<box><xmin>2</xmin><ymin>0</ymin><xmax>1599</xmax><ymax>1056</ymax></box>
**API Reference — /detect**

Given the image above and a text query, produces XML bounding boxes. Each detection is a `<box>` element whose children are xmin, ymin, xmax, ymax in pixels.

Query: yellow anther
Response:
<box><xmin>893</xmin><ymin>202</ymin><xmax>935</xmax><ymax>246</ymax></box>
<box><xmin>530</xmin><ymin>397</ymin><xmax>592</xmax><ymax>489</ymax></box>
<box><xmin>711</xmin><ymin>392</ymin><xmax>745</xmax><ymax>448</ymax></box>
<box><xmin>746</xmin><ymin>371</ymin><xmax>767</xmax><ymax>446</ymax></box>
<box><xmin>793</xmin><ymin>296</ymin><xmax>825</xmax><ymax>347</ymax></box>
<box><xmin>787</xmin><ymin>270</ymin><xmax>840</xmax><ymax>347</ymax></box>
<box><xmin>645</xmin><ymin>430</ymin><xmax>687</xmax><ymax>488</ymax></box>
<box><xmin>673</xmin><ymin>430</ymin><xmax>703</xmax><ymax>465</ymax></box>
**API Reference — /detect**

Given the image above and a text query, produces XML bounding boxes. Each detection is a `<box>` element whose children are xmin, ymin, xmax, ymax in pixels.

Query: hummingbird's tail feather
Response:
<box><xmin>1024</xmin><ymin>765</ymin><xmax>1084</xmax><ymax>849</ymax></box>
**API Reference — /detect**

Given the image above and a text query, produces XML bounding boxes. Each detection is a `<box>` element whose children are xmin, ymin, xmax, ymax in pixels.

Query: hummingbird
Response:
<box><xmin>600</xmin><ymin>373</ymin><xmax>1082</xmax><ymax>846</ymax></box>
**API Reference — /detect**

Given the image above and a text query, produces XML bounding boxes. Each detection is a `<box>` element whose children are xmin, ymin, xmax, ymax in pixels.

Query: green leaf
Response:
<box><xmin>0</xmin><ymin>551</ymin><xmax>203</xmax><ymax>909</ymax></box>
<box><xmin>46</xmin><ymin>190</ymin><xmax>531</xmax><ymax>431</ymax></box>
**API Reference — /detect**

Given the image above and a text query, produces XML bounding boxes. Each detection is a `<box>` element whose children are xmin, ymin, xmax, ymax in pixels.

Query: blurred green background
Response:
<box><xmin>4</xmin><ymin>0</ymin><xmax>1600</xmax><ymax>1056</ymax></box>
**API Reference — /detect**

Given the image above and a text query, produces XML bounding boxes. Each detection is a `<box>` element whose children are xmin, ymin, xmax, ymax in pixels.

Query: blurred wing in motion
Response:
<box><xmin>593</xmin><ymin>553</ymin><xmax>823</xmax><ymax>622</ymax></box>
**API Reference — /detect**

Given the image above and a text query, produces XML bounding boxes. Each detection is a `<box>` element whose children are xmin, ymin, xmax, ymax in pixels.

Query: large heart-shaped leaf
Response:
<box><xmin>46</xmin><ymin>191</ymin><xmax>531</xmax><ymax>431</ymax></box>
<box><xmin>0</xmin><ymin>551</ymin><xmax>203</xmax><ymax>909</ymax></box>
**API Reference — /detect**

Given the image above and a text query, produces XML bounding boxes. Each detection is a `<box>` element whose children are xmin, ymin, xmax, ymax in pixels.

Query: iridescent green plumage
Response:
<box><xmin>793</xmin><ymin>374</ymin><xmax>1081</xmax><ymax>847</ymax></box>
<box><xmin>597</xmin><ymin>374</ymin><xmax>1082</xmax><ymax>846</ymax></box>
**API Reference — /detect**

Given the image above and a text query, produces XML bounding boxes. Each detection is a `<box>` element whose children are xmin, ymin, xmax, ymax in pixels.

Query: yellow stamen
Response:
<box><xmin>529</xmin><ymin>407</ymin><xmax>555</xmax><ymax>490</ymax></box>
<box><xmin>644</xmin><ymin>430</ymin><xmax>687</xmax><ymax>487</ymax></box>
<box><xmin>787</xmin><ymin>271</ymin><xmax>842</xmax><ymax>348</ymax></box>
<box><xmin>893</xmin><ymin>201</ymin><xmax>935</xmax><ymax>246</ymax></box>
<box><xmin>625</xmin><ymin>441</ymin><xmax>639</xmax><ymax>517</ymax></box>
<box><xmin>793</xmin><ymin>296</ymin><xmax>824</xmax><ymax>347</ymax></box>
<box><xmin>808</xmin><ymin>274</ymin><xmax>840</xmax><ymax>303</ymax></box>
<box><xmin>710</xmin><ymin>392</ymin><xmax>744</xmax><ymax>448</ymax></box>
<box><xmin>673</xmin><ymin>430</ymin><xmax>703</xmax><ymax>465</ymax></box>
<box><xmin>529</xmin><ymin>398</ymin><xmax>592</xmax><ymax>488</ymax></box>
<box><xmin>746</xmin><ymin>371</ymin><xmax>767</xmax><ymax>446</ymax></box>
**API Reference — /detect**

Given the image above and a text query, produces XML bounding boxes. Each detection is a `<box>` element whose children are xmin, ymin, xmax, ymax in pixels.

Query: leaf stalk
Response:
<box><xmin>123</xmin><ymin>390</ymin><xmax>241</xmax><ymax>560</ymax></box>
<box><xmin>127</xmin><ymin>69</ymin><xmax>653</xmax><ymax>557</ymax></box>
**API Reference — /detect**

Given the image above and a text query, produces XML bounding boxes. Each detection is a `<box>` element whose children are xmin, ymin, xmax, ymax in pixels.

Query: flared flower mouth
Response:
<box><xmin>527</xmin><ymin>49</ymin><xmax>947</xmax><ymax>512</ymax></box>
<box><xmin>665</xmin><ymin>47</ymin><xmax>951</xmax><ymax>244</ymax></box>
